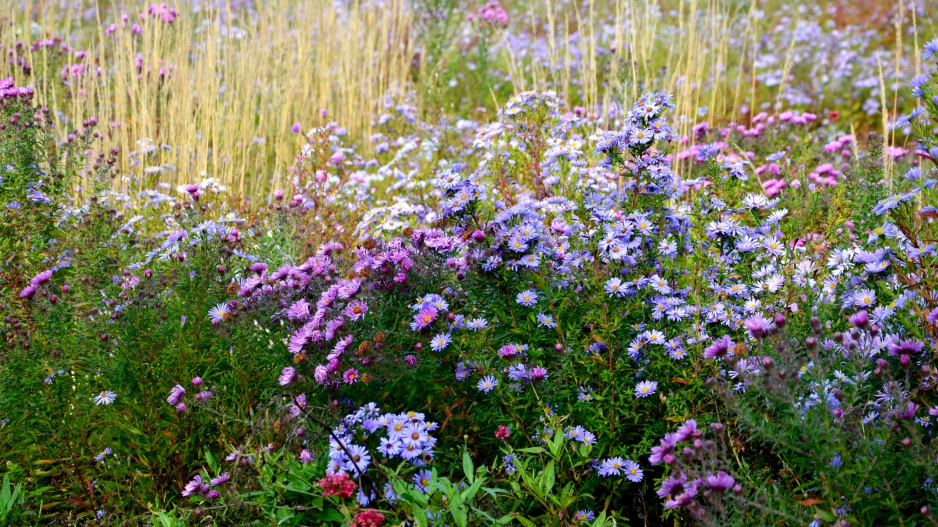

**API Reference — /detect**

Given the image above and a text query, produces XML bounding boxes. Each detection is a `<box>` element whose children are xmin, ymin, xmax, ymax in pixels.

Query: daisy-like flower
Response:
<box><xmin>536</xmin><ymin>313</ymin><xmax>557</xmax><ymax>328</ymax></box>
<box><xmin>852</xmin><ymin>289</ymin><xmax>876</xmax><ymax>308</ymax></box>
<box><xmin>605</xmin><ymin>277</ymin><xmax>626</xmax><ymax>297</ymax></box>
<box><xmin>413</xmin><ymin>469</ymin><xmax>432</xmax><ymax>493</ymax></box>
<box><xmin>477</xmin><ymin>375</ymin><xmax>498</xmax><ymax>393</ymax></box>
<box><xmin>598</xmin><ymin>457</ymin><xmax>626</xmax><ymax>477</ymax></box>
<box><xmin>430</xmin><ymin>333</ymin><xmax>451</xmax><ymax>352</ymax></box>
<box><xmin>466</xmin><ymin>317</ymin><xmax>488</xmax><ymax>330</ymax></box>
<box><xmin>634</xmin><ymin>381</ymin><xmax>657</xmax><ymax>398</ymax></box>
<box><xmin>343</xmin><ymin>369</ymin><xmax>360</xmax><ymax>384</ymax></box>
<box><xmin>344</xmin><ymin>299</ymin><xmax>368</xmax><ymax>321</ymax></box>
<box><xmin>516</xmin><ymin>289</ymin><xmax>539</xmax><ymax>306</ymax></box>
<box><xmin>411</xmin><ymin>306</ymin><xmax>438</xmax><ymax>331</ymax></box>
<box><xmin>93</xmin><ymin>390</ymin><xmax>117</xmax><ymax>406</ymax></box>
<box><xmin>624</xmin><ymin>460</ymin><xmax>643</xmax><ymax>482</ymax></box>
<box><xmin>208</xmin><ymin>302</ymin><xmax>231</xmax><ymax>324</ymax></box>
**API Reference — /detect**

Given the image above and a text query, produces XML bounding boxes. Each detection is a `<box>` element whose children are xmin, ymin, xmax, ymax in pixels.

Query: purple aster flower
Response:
<box><xmin>888</xmin><ymin>339</ymin><xmax>924</xmax><ymax>356</ymax></box>
<box><xmin>429</xmin><ymin>333</ymin><xmax>451</xmax><ymax>352</ymax></box>
<box><xmin>624</xmin><ymin>460</ymin><xmax>643</xmax><ymax>482</ymax></box>
<box><xmin>515</xmin><ymin>289</ymin><xmax>539</xmax><ymax>306</ymax></box>
<box><xmin>597</xmin><ymin>457</ymin><xmax>626</xmax><ymax>477</ymax></box>
<box><xmin>208</xmin><ymin>302</ymin><xmax>231</xmax><ymax>324</ymax></box>
<box><xmin>649</xmin><ymin>433</ymin><xmax>678</xmax><ymax>465</ymax></box>
<box><xmin>413</xmin><ymin>469</ymin><xmax>432</xmax><ymax>493</ymax></box>
<box><xmin>286</xmin><ymin>299</ymin><xmax>311</xmax><ymax>322</ymax></box>
<box><xmin>477</xmin><ymin>375</ymin><xmax>498</xmax><ymax>393</ymax></box>
<box><xmin>665</xmin><ymin>482</ymin><xmax>698</xmax><ymax>508</ymax></box>
<box><xmin>210</xmin><ymin>472</ymin><xmax>229</xmax><ymax>486</ymax></box>
<box><xmin>635</xmin><ymin>380</ymin><xmax>657</xmax><ymax>397</ymax></box>
<box><xmin>343</xmin><ymin>369</ymin><xmax>359</xmax><ymax>384</ymax></box>
<box><xmin>507</xmin><ymin>364</ymin><xmax>528</xmax><ymax>381</ymax></box>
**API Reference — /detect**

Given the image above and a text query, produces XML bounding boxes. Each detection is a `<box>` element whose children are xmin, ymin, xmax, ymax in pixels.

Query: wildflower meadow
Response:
<box><xmin>2</xmin><ymin>0</ymin><xmax>938</xmax><ymax>525</ymax></box>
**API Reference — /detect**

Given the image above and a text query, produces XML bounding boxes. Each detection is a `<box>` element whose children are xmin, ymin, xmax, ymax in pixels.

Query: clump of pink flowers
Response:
<box><xmin>470</xmin><ymin>1</ymin><xmax>509</xmax><ymax>27</ymax></box>
<box><xmin>319</xmin><ymin>473</ymin><xmax>357</xmax><ymax>499</ymax></box>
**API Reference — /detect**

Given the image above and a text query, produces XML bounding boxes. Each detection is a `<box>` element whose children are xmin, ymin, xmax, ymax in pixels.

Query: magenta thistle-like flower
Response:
<box><xmin>649</xmin><ymin>433</ymin><xmax>678</xmax><ymax>465</ymax></box>
<box><xmin>182</xmin><ymin>475</ymin><xmax>202</xmax><ymax>496</ymax></box>
<box><xmin>30</xmin><ymin>269</ymin><xmax>53</xmax><ymax>285</ymax></box>
<box><xmin>674</xmin><ymin>419</ymin><xmax>701</xmax><ymax>442</ymax></box>
<box><xmin>167</xmin><ymin>384</ymin><xmax>186</xmax><ymax>405</ymax></box>
<box><xmin>888</xmin><ymin>339</ymin><xmax>924</xmax><ymax>356</ymax></box>
<box><xmin>705</xmin><ymin>471</ymin><xmax>735</xmax><ymax>492</ymax></box>
<box><xmin>19</xmin><ymin>283</ymin><xmax>37</xmax><ymax>298</ymax></box>
<box><xmin>848</xmin><ymin>310</ymin><xmax>869</xmax><ymax>328</ymax></box>
<box><xmin>743</xmin><ymin>315</ymin><xmax>771</xmax><ymax>339</ymax></box>
<box><xmin>279</xmin><ymin>366</ymin><xmax>297</xmax><ymax>386</ymax></box>
<box><xmin>703</xmin><ymin>335</ymin><xmax>733</xmax><ymax>359</ymax></box>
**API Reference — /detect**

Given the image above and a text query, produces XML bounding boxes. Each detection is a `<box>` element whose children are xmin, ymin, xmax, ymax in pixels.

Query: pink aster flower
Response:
<box><xmin>344</xmin><ymin>300</ymin><xmax>368</xmax><ymax>321</ymax></box>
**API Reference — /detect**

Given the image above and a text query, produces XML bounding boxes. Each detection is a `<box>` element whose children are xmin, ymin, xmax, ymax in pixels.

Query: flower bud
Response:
<box><xmin>774</xmin><ymin>313</ymin><xmax>786</xmax><ymax>328</ymax></box>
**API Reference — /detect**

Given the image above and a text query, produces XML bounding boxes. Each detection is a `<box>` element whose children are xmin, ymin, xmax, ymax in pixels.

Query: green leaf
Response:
<box><xmin>514</xmin><ymin>515</ymin><xmax>538</xmax><ymax>527</ymax></box>
<box><xmin>462</xmin><ymin>478</ymin><xmax>484</xmax><ymax>503</ymax></box>
<box><xmin>543</xmin><ymin>461</ymin><xmax>555</xmax><ymax>496</ymax></box>
<box><xmin>314</xmin><ymin>508</ymin><xmax>344</xmax><ymax>522</ymax></box>
<box><xmin>463</xmin><ymin>450</ymin><xmax>475</xmax><ymax>484</ymax></box>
